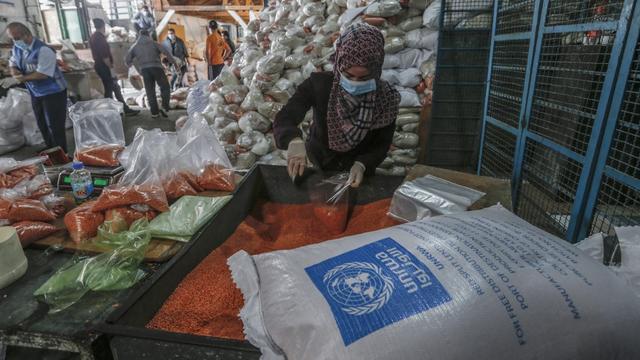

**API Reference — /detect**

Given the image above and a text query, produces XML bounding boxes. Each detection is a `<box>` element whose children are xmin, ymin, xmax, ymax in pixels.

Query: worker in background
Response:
<box><xmin>133</xmin><ymin>5</ymin><xmax>157</xmax><ymax>40</ymax></box>
<box><xmin>7</xmin><ymin>22</ymin><xmax>69</xmax><ymax>152</ymax></box>
<box><xmin>205</xmin><ymin>20</ymin><xmax>231</xmax><ymax>80</ymax></box>
<box><xmin>125</xmin><ymin>29</ymin><xmax>176</xmax><ymax>118</ymax></box>
<box><xmin>162</xmin><ymin>28</ymin><xmax>188</xmax><ymax>90</ymax></box>
<box><xmin>89</xmin><ymin>18</ymin><xmax>140</xmax><ymax>116</ymax></box>
<box><xmin>274</xmin><ymin>23</ymin><xmax>400</xmax><ymax>188</ymax></box>
<box><xmin>222</xmin><ymin>30</ymin><xmax>236</xmax><ymax>62</ymax></box>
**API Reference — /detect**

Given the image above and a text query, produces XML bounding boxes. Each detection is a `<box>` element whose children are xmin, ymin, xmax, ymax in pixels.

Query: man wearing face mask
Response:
<box><xmin>90</xmin><ymin>18</ymin><xmax>139</xmax><ymax>115</ymax></box>
<box><xmin>273</xmin><ymin>24</ymin><xmax>400</xmax><ymax>188</ymax></box>
<box><xmin>7</xmin><ymin>22</ymin><xmax>69</xmax><ymax>152</ymax></box>
<box><xmin>133</xmin><ymin>5</ymin><xmax>157</xmax><ymax>40</ymax></box>
<box><xmin>162</xmin><ymin>28</ymin><xmax>188</xmax><ymax>90</ymax></box>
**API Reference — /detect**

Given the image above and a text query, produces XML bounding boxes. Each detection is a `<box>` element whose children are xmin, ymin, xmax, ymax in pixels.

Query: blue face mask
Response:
<box><xmin>14</xmin><ymin>40</ymin><xmax>29</xmax><ymax>51</ymax></box>
<box><xmin>340</xmin><ymin>74</ymin><xmax>376</xmax><ymax>96</ymax></box>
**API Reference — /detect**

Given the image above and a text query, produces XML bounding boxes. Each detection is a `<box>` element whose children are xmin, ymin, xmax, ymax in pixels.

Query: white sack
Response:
<box><xmin>406</xmin><ymin>28</ymin><xmax>438</xmax><ymax>50</ymax></box>
<box><xmin>230</xmin><ymin>205</ymin><xmax>640</xmax><ymax>360</ymax></box>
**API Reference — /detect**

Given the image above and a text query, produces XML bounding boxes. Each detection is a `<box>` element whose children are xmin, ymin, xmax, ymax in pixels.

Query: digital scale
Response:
<box><xmin>45</xmin><ymin>163</ymin><xmax>124</xmax><ymax>194</ymax></box>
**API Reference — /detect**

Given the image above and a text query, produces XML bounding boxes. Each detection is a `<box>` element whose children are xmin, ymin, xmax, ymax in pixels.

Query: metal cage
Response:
<box><xmin>478</xmin><ymin>0</ymin><xmax>640</xmax><ymax>242</ymax></box>
<box><xmin>423</xmin><ymin>0</ymin><xmax>493</xmax><ymax>172</ymax></box>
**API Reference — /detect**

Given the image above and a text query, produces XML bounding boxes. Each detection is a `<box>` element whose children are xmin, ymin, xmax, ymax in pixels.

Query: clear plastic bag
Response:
<box><xmin>256</xmin><ymin>54</ymin><xmax>285</xmax><ymax>75</ymax></box>
<box><xmin>186</xmin><ymin>80</ymin><xmax>211</xmax><ymax>117</ymax></box>
<box><xmin>64</xmin><ymin>200</ymin><xmax>105</xmax><ymax>243</ymax></box>
<box><xmin>285</xmin><ymin>53</ymin><xmax>311</xmax><ymax>69</ymax></box>
<box><xmin>8</xmin><ymin>198</ymin><xmax>57</xmax><ymax>222</ymax></box>
<box><xmin>70</xmin><ymin>99</ymin><xmax>125</xmax><ymax>167</ymax></box>
<box><xmin>384</xmin><ymin>36</ymin><xmax>406</xmax><ymax>54</ymax></box>
<box><xmin>266</xmin><ymin>78</ymin><xmax>296</xmax><ymax>103</ymax></box>
<box><xmin>303</xmin><ymin>2</ymin><xmax>326</xmax><ymax>16</ymax></box>
<box><xmin>239</xmin><ymin>111</ymin><xmax>272</xmax><ymax>133</ymax></box>
<box><xmin>148</xmin><ymin>195</ymin><xmax>232</xmax><ymax>242</ymax></box>
<box><xmin>257</xmin><ymin>101</ymin><xmax>285</xmax><ymax>119</ymax></box>
<box><xmin>34</xmin><ymin>218</ymin><xmax>150</xmax><ymax>313</ymax></box>
<box><xmin>0</xmin><ymin>156</ymin><xmax>47</xmax><ymax>175</ymax></box>
<box><xmin>241</xmin><ymin>87</ymin><xmax>266</xmax><ymax>112</ymax></box>
<box><xmin>311</xmin><ymin>173</ymin><xmax>351</xmax><ymax>235</ymax></box>
<box><xmin>13</xmin><ymin>221</ymin><xmax>60</xmax><ymax>247</ymax></box>
<box><xmin>176</xmin><ymin>115</ymin><xmax>235</xmax><ymax>192</ymax></box>
<box><xmin>93</xmin><ymin>130</ymin><xmax>169</xmax><ymax>213</ymax></box>
<box><xmin>398</xmin><ymin>16</ymin><xmax>425</xmax><ymax>32</ymax></box>
<box><xmin>0</xmin><ymin>90</ymin><xmax>27</xmax><ymax>151</ymax></box>
<box><xmin>237</xmin><ymin>130</ymin><xmax>267</xmax><ymax>150</ymax></box>
<box><xmin>219</xmin><ymin>85</ymin><xmax>249</xmax><ymax>105</ymax></box>
<box><xmin>388</xmin><ymin>175</ymin><xmax>486</xmax><ymax>222</ymax></box>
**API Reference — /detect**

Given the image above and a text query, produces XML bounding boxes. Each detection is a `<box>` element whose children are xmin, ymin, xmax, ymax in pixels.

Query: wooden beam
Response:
<box><xmin>167</xmin><ymin>4</ymin><xmax>262</xmax><ymax>11</ymax></box>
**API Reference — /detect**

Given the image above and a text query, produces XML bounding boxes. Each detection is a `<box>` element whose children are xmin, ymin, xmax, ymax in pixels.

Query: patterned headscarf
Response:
<box><xmin>326</xmin><ymin>23</ymin><xmax>400</xmax><ymax>153</ymax></box>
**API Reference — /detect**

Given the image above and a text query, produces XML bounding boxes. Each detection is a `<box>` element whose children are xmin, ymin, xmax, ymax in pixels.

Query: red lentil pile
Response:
<box><xmin>147</xmin><ymin>198</ymin><xmax>399</xmax><ymax>340</ymax></box>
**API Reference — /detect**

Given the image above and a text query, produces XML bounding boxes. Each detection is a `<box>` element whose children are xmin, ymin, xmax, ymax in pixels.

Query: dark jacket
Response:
<box><xmin>162</xmin><ymin>37</ymin><xmax>188</xmax><ymax>61</ymax></box>
<box><xmin>274</xmin><ymin>72</ymin><xmax>396</xmax><ymax>175</ymax></box>
<box><xmin>125</xmin><ymin>35</ymin><xmax>175</xmax><ymax>70</ymax></box>
<box><xmin>89</xmin><ymin>31</ymin><xmax>112</xmax><ymax>69</ymax></box>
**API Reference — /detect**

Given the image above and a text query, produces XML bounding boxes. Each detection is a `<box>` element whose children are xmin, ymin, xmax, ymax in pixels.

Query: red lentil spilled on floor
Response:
<box><xmin>147</xmin><ymin>198</ymin><xmax>399</xmax><ymax>340</ymax></box>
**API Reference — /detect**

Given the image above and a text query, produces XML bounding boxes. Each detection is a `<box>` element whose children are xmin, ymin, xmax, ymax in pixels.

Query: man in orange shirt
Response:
<box><xmin>205</xmin><ymin>20</ymin><xmax>231</xmax><ymax>80</ymax></box>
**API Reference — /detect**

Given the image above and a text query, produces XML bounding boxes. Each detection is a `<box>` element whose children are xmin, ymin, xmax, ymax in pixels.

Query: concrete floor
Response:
<box><xmin>5</xmin><ymin>107</ymin><xmax>187</xmax><ymax>160</ymax></box>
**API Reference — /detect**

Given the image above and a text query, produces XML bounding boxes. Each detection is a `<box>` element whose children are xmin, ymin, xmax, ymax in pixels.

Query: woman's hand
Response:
<box><xmin>348</xmin><ymin>162</ymin><xmax>365</xmax><ymax>188</ymax></box>
<box><xmin>287</xmin><ymin>138</ymin><xmax>306</xmax><ymax>180</ymax></box>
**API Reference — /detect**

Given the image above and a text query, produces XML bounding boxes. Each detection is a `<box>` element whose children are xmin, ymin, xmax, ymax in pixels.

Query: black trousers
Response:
<box><xmin>31</xmin><ymin>89</ymin><xmax>68</xmax><ymax>152</ymax></box>
<box><xmin>208</xmin><ymin>64</ymin><xmax>224</xmax><ymax>81</ymax></box>
<box><xmin>95</xmin><ymin>64</ymin><xmax>129</xmax><ymax>109</ymax></box>
<box><xmin>171</xmin><ymin>64</ymin><xmax>187</xmax><ymax>90</ymax></box>
<box><xmin>140</xmin><ymin>67</ymin><xmax>170</xmax><ymax>115</ymax></box>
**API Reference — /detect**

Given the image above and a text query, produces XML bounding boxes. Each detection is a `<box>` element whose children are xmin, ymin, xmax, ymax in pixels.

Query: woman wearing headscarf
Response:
<box><xmin>274</xmin><ymin>23</ymin><xmax>400</xmax><ymax>188</ymax></box>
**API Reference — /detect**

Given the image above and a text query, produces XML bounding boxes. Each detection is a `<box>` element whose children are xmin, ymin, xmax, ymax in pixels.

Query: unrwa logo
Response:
<box><xmin>323</xmin><ymin>262</ymin><xmax>394</xmax><ymax>316</ymax></box>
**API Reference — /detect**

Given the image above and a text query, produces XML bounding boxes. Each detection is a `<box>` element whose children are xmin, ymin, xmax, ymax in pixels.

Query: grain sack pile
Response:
<box><xmin>185</xmin><ymin>0</ymin><xmax>446</xmax><ymax>172</ymax></box>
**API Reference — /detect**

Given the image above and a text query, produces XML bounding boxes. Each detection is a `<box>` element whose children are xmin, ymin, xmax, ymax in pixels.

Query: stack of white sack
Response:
<box><xmin>186</xmin><ymin>0</ymin><xmax>489</xmax><ymax>171</ymax></box>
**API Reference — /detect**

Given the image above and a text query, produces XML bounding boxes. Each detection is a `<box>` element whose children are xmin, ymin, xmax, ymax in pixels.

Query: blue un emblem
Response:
<box><xmin>306</xmin><ymin>238</ymin><xmax>452</xmax><ymax>345</ymax></box>
<box><xmin>324</xmin><ymin>262</ymin><xmax>394</xmax><ymax>316</ymax></box>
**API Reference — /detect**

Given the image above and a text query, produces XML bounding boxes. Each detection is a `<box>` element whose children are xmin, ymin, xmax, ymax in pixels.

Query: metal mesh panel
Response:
<box><xmin>480</xmin><ymin>123</ymin><xmax>517</xmax><ymax>178</ymax></box>
<box><xmin>487</xmin><ymin>40</ymin><xmax>530</xmax><ymax>128</ymax></box>
<box><xmin>517</xmin><ymin>140</ymin><xmax>582</xmax><ymax>237</ymax></box>
<box><xmin>590</xmin><ymin>176</ymin><xmax>640</xmax><ymax>235</ymax></box>
<box><xmin>607</xmin><ymin>44</ymin><xmax>640</xmax><ymax>178</ymax></box>
<box><xmin>528</xmin><ymin>32</ymin><xmax>614</xmax><ymax>155</ymax></box>
<box><xmin>444</xmin><ymin>0</ymin><xmax>493</xmax><ymax>28</ymax></box>
<box><xmin>495</xmin><ymin>0</ymin><xmax>534</xmax><ymax>34</ymax></box>
<box><xmin>546</xmin><ymin>0</ymin><xmax>624</xmax><ymax>26</ymax></box>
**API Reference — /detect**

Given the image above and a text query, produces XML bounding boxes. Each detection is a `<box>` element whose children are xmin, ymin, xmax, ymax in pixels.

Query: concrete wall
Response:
<box><xmin>0</xmin><ymin>0</ymin><xmax>46</xmax><ymax>44</ymax></box>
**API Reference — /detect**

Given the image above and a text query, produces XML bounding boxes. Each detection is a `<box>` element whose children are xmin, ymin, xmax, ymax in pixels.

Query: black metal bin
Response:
<box><xmin>99</xmin><ymin>164</ymin><xmax>404</xmax><ymax>359</ymax></box>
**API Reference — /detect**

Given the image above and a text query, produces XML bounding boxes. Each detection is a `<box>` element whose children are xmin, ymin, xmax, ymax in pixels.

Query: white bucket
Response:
<box><xmin>0</xmin><ymin>227</ymin><xmax>28</xmax><ymax>289</ymax></box>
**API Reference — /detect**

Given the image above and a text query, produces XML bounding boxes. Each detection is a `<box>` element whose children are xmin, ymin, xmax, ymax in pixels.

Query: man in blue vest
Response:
<box><xmin>7</xmin><ymin>22</ymin><xmax>68</xmax><ymax>152</ymax></box>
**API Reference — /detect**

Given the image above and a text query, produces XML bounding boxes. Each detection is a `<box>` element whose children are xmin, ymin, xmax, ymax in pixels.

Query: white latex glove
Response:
<box><xmin>0</xmin><ymin>77</ymin><xmax>18</xmax><ymax>89</ymax></box>
<box><xmin>110</xmin><ymin>68</ymin><xmax>117</xmax><ymax>79</ymax></box>
<box><xmin>348</xmin><ymin>161</ymin><xmax>365</xmax><ymax>188</ymax></box>
<box><xmin>287</xmin><ymin>138</ymin><xmax>306</xmax><ymax>180</ymax></box>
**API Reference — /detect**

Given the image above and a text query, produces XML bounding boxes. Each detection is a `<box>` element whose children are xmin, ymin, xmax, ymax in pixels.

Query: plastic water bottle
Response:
<box><xmin>70</xmin><ymin>161</ymin><xmax>94</xmax><ymax>203</ymax></box>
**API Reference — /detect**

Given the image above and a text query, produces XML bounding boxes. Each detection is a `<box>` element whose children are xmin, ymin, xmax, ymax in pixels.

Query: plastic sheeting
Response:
<box><xmin>149</xmin><ymin>195</ymin><xmax>232</xmax><ymax>242</ymax></box>
<box><xmin>34</xmin><ymin>218</ymin><xmax>150</xmax><ymax>313</ymax></box>
<box><xmin>388</xmin><ymin>175</ymin><xmax>485</xmax><ymax>222</ymax></box>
